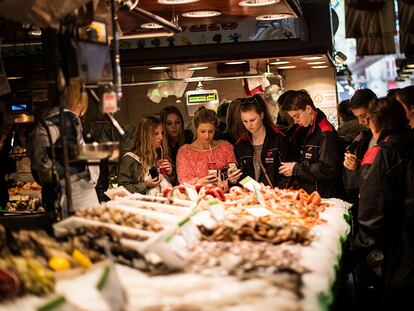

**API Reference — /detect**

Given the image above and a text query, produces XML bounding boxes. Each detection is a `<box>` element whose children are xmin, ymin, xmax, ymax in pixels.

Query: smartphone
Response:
<box><xmin>149</xmin><ymin>166</ymin><xmax>159</xmax><ymax>179</ymax></box>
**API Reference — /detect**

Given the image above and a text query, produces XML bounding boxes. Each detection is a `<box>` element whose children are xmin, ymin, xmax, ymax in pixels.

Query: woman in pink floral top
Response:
<box><xmin>176</xmin><ymin>107</ymin><xmax>242</xmax><ymax>188</ymax></box>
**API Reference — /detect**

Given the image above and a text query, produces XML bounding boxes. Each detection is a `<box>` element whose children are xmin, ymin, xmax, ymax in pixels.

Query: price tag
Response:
<box><xmin>208</xmin><ymin>200</ymin><xmax>225</xmax><ymax>222</ymax></box>
<box><xmin>37</xmin><ymin>295</ymin><xmax>75</xmax><ymax>311</ymax></box>
<box><xmin>253</xmin><ymin>183</ymin><xmax>266</xmax><ymax>207</ymax></box>
<box><xmin>102</xmin><ymin>91</ymin><xmax>118</xmax><ymax>113</ymax></box>
<box><xmin>184</xmin><ymin>183</ymin><xmax>198</xmax><ymax>202</ymax></box>
<box><xmin>192</xmin><ymin>210</ymin><xmax>217</xmax><ymax>230</ymax></box>
<box><xmin>240</xmin><ymin>176</ymin><xmax>262</xmax><ymax>192</ymax></box>
<box><xmin>165</xmin><ymin>234</ymin><xmax>188</xmax><ymax>259</ymax></box>
<box><xmin>96</xmin><ymin>262</ymin><xmax>126</xmax><ymax>311</ymax></box>
<box><xmin>245</xmin><ymin>206</ymin><xmax>272</xmax><ymax>217</ymax></box>
<box><xmin>179</xmin><ymin>215</ymin><xmax>201</xmax><ymax>245</ymax></box>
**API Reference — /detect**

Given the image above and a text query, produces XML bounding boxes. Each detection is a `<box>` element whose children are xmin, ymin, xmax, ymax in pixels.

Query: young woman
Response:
<box><xmin>160</xmin><ymin>105</ymin><xmax>194</xmax><ymax>168</ymax></box>
<box><xmin>234</xmin><ymin>94</ymin><xmax>291</xmax><ymax>188</ymax></box>
<box><xmin>118</xmin><ymin>115</ymin><xmax>173</xmax><ymax>195</ymax></box>
<box><xmin>176</xmin><ymin>106</ymin><xmax>241</xmax><ymax>188</ymax></box>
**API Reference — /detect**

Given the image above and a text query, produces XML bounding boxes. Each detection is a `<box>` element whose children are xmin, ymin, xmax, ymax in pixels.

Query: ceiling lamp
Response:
<box><xmin>182</xmin><ymin>10</ymin><xmax>221</xmax><ymax>18</ymax></box>
<box><xmin>159</xmin><ymin>0</ymin><xmax>199</xmax><ymax>3</ymax></box>
<box><xmin>307</xmin><ymin>61</ymin><xmax>326</xmax><ymax>65</ymax></box>
<box><xmin>149</xmin><ymin>66</ymin><xmax>170</xmax><ymax>70</ymax></box>
<box><xmin>141</xmin><ymin>22</ymin><xmax>163</xmax><ymax>29</ymax></box>
<box><xmin>188</xmin><ymin>66</ymin><xmax>209</xmax><ymax>70</ymax></box>
<box><xmin>269</xmin><ymin>60</ymin><xmax>290</xmax><ymax>65</ymax></box>
<box><xmin>302</xmin><ymin>56</ymin><xmax>323</xmax><ymax>60</ymax></box>
<box><xmin>225</xmin><ymin>61</ymin><xmax>247</xmax><ymax>65</ymax></box>
<box><xmin>256</xmin><ymin>13</ymin><xmax>294</xmax><ymax>20</ymax></box>
<box><xmin>311</xmin><ymin>65</ymin><xmax>329</xmax><ymax>69</ymax></box>
<box><xmin>277</xmin><ymin>65</ymin><xmax>296</xmax><ymax>69</ymax></box>
<box><xmin>239</xmin><ymin>0</ymin><xmax>279</xmax><ymax>7</ymax></box>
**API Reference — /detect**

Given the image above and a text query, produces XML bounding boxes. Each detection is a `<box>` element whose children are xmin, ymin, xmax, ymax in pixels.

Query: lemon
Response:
<box><xmin>48</xmin><ymin>256</ymin><xmax>71</xmax><ymax>271</ymax></box>
<box><xmin>72</xmin><ymin>249</ymin><xmax>92</xmax><ymax>268</ymax></box>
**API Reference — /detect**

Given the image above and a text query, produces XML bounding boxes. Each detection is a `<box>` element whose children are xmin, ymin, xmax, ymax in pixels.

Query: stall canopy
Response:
<box><xmin>345</xmin><ymin>0</ymin><xmax>414</xmax><ymax>56</ymax></box>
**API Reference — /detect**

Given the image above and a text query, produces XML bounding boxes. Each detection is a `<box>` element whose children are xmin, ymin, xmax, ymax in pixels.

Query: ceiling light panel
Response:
<box><xmin>270</xmin><ymin>61</ymin><xmax>290</xmax><ymax>65</ymax></box>
<box><xmin>307</xmin><ymin>61</ymin><xmax>326</xmax><ymax>65</ymax></box>
<box><xmin>188</xmin><ymin>66</ymin><xmax>209</xmax><ymax>70</ymax></box>
<box><xmin>311</xmin><ymin>65</ymin><xmax>329</xmax><ymax>69</ymax></box>
<box><xmin>239</xmin><ymin>0</ymin><xmax>279</xmax><ymax>7</ymax></box>
<box><xmin>225</xmin><ymin>61</ymin><xmax>247</xmax><ymax>65</ymax></box>
<box><xmin>277</xmin><ymin>65</ymin><xmax>296</xmax><ymax>69</ymax></box>
<box><xmin>302</xmin><ymin>56</ymin><xmax>323</xmax><ymax>60</ymax></box>
<box><xmin>182</xmin><ymin>11</ymin><xmax>222</xmax><ymax>18</ymax></box>
<box><xmin>256</xmin><ymin>13</ymin><xmax>294</xmax><ymax>20</ymax></box>
<box><xmin>149</xmin><ymin>66</ymin><xmax>170</xmax><ymax>70</ymax></box>
<box><xmin>158</xmin><ymin>0</ymin><xmax>199</xmax><ymax>4</ymax></box>
<box><xmin>141</xmin><ymin>23</ymin><xmax>163</xmax><ymax>29</ymax></box>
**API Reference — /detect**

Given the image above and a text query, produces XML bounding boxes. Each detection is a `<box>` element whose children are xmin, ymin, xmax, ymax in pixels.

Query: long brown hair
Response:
<box><xmin>226</xmin><ymin>98</ymin><xmax>246</xmax><ymax>140</ymax></box>
<box><xmin>160</xmin><ymin>105</ymin><xmax>185</xmax><ymax>147</ymax></box>
<box><xmin>133</xmin><ymin>115</ymin><xmax>169</xmax><ymax>179</ymax></box>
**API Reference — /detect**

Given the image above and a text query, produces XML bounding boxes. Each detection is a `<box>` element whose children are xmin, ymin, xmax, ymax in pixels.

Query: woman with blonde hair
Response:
<box><xmin>176</xmin><ymin>106</ymin><xmax>241</xmax><ymax>189</ymax></box>
<box><xmin>118</xmin><ymin>115</ymin><xmax>173</xmax><ymax>195</ymax></box>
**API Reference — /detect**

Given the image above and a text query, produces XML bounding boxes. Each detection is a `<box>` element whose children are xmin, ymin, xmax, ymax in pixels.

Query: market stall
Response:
<box><xmin>0</xmin><ymin>183</ymin><xmax>350</xmax><ymax>311</ymax></box>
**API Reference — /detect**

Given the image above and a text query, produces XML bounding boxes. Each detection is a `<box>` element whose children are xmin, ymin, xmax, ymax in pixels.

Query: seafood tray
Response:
<box><xmin>53</xmin><ymin>216</ymin><xmax>158</xmax><ymax>252</ymax></box>
<box><xmin>107</xmin><ymin>197</ymin><xmax>193</xmax><ymax>217</ymax></box>
<box><xmin>128</xmin><ymin>193</ymin><xmax>194</xmax><ymax>208</ymax></box>
<box><xmin>105</xmin><ymin>201</ymin><xmax>186</xmax><ymax>226</ymax></box>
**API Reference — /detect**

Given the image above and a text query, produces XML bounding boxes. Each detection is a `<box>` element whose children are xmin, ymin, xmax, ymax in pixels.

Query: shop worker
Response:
<box><xmin>279</xmin><ymin>89</ymin><xmax>343</xmax><ymax>198</ymax></box>
<box><xmin>28</xmin><ymin>78</ymin><xmax>98</xmax><ymax>219</ymax></box>
<box><xmin>234</xmin><ymin>94</ymin><xmax>291</xmax><ymax>188</ymax></box>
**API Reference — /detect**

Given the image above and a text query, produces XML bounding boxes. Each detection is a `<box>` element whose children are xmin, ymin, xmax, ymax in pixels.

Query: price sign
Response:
<box><xmin>36</xmin><ymin>295</ymin><xmax>75</xmax><ymax>311</ymax></box>
<box><xmin>245</xmin><ymin>206</ymin><xmax>272</xmax><ymax>217</ymax></box>
<box><xmin>208</xmin><ymin>200</ymin><xmax>225</xmax><ymax>221</ymax></box>
<box><xmin>102</xmin><ymin>91</ymin><xmax>117</xmax><ymax>113</ymax></box>
<box><xmin>96</xmin><ymin>262</ymin><xmax>126</xmax><ymax>311</ymax></box>
<box><xmin>184</xmin><ymin>183</ymin><xmax>198</xmax><ymax>202</ymax></box>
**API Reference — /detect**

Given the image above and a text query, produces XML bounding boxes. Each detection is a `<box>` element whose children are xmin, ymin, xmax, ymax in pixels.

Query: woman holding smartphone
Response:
<box><xmin>176</xmin><ymin>106</ymin><xmax>241</xmax><ymax>189</ymax></box>
<box><xmin>234</xmin><ymin>94</ymin><xmax>291</xmax><ymax>188</ymax></box>
<box><xmin>118</xmin><ymin>115</ymin><xmax>173</xmax><ymax>195</ymax></box>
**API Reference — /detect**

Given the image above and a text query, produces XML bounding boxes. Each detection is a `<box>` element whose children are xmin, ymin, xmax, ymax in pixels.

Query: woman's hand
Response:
<box><xmin>158</xmin><ymin>159</ymin><xmax>173</xmax><ymax>175</ymax></box>
<box><xmin>146</xmin><ymin>175</ymin><xmax>163</xmax><ymax>188</ymax></box>
<box><xmin>344</xmin><ymin>152</ymin><xmax>360</xmax><ymax>170</ymax></box>
<box><xmin>197</xmin><ymin>173</ymin><xmax>218</xmax><ymax>185</ymax></box>
<box><xmin>228</xmin><ymin>168</ymin><xmax>242</xmax><ymax>184</ymax></box>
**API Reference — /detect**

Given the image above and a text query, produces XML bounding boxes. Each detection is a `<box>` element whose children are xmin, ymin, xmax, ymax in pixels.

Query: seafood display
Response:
<box><xmin>5</xmin><ymin>196</ymin><xmax>44</xmax><ymax>213</ymax></box>
<box><xmin>0</xmin><ymin>185</ymin><xmax>351</xmax><ymax>311</ymax></box>
<box><xmin>199</xmin><ymin>216</ymin><xmax>313</xmax><ymax>245</ymax></box>
<box><xmin>76</xmin><ymin>205</ymin><xmax>164</xmax><ymax>232</ymax></box>
<box><xmin>58</xmin><ymin>226</ymin><xmax>175</xmax><ymax>276</ymax></box>
<box><xmin>187</xmin><ymin>240</ymin><xmax>307</xmax><ymax>281</ymax></box>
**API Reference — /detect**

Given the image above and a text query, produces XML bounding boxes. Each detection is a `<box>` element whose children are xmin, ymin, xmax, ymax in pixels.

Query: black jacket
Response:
<box><xmin>234</xmin><ymin>123</ymin><xmax>291</xmax><ymax>188</ymax></box>
<box><xmin>290</xmin><ymin>109</ymin><xmax>343</xmax><ymax>198</ymax></box>
<box><xmin>355</xmin><ymin>129</ymin><xmax>414</xmax><ymax>291</ymax></box>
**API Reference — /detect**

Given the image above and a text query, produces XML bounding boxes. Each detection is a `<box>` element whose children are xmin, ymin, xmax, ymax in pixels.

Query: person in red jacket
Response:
<box><xmin>279</xmin><ymin>89</ymin><xmax>343</xmax><ymax>198</ymax></box>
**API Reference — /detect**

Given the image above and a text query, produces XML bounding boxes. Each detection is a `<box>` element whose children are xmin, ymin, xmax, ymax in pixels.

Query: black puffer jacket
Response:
<box><xmin>290</xmin><ymin>109</ymin><xmax>343</xmax><ymax>198</ymax></box>
<box><xmin>234</xmin><ymin>123</ymin><xmax>292</xmax><ymax>188</ymax></box>
<box><xmin>355</xmin><ymin>129</ymin><xmax>414</xmax><ymax>291</ymax></box>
